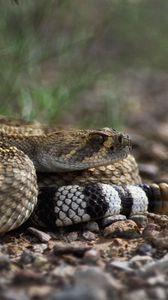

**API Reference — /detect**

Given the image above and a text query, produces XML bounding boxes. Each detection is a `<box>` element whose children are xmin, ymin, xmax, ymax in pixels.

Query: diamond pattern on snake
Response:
<box><xmin>0</xmin><ymin>118</ymin><xmax>168</xmax><ymax>233</ymax></box>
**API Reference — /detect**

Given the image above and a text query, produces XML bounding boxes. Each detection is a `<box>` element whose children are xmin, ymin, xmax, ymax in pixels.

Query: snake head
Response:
<box><xmin>34</xmin><ymin>128</ymin><xmax>132</xmax><ymax>172</ymax></box>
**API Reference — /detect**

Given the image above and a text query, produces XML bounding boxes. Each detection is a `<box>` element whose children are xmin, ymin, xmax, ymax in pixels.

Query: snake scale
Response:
<box><xmin>0</xmin><ymin>118</ymin><xmax>168</xmax><ymax>233</ymax></box>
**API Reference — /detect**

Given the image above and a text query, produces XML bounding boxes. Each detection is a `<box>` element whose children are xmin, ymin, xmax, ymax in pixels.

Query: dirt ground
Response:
<box><xmin>1</xmin><ymin>76</ymin><xmax>168</xmax><ymax>300</ymax></box>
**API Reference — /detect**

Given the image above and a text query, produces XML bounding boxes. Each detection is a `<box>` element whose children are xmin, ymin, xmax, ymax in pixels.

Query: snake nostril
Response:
<box><xmin>118</xmin><ymin>134</ymin><xmax>123</xmax><ymax>144</ymax></box>
<box><xmin>110</xmin><ymin>145</ymin><xmax>114</xmax><ymax>151</ymax></box>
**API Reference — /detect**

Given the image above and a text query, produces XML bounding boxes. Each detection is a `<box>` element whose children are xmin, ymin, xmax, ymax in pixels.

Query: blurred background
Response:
<box><xmin>1</xmin><ymin>0</ymin><xmax>168</xmax><ymax>130</ymax></box>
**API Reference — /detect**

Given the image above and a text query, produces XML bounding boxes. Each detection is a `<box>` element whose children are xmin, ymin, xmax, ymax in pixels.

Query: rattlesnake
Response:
<box><xmin>0</xmin><ymin>119</ymin><xmax>168</xmax><ymax>233</ymax></box>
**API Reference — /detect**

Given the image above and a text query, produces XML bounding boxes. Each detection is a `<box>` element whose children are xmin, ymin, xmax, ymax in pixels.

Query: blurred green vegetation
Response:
<box><xmin>0</xmin><ymin>0</ymin><xmax>168</xmax><ymax>127</ymax></box>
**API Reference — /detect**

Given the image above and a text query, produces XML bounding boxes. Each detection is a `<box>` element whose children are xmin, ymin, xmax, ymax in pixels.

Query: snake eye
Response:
<box><xmin>90</xmin><ymin>133</ymin><xmax>105</xmax><ymax>144</ymax></box>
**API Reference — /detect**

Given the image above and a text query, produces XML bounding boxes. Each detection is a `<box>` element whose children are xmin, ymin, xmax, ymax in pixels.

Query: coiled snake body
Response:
<box><xmin>0</xmin><ymin>120</ymin><xmax>168</xmax><ymax>233</ymax></box>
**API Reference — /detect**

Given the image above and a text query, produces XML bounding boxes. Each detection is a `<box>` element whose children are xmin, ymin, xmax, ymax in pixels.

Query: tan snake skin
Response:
<box><xmin>0</xmin><ymin>118</ymin><xmax>167</xmax><ymax>233</ymax></box>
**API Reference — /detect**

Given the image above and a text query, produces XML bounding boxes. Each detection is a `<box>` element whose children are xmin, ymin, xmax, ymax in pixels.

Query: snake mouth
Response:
<box><xmin>62</xmin><ymin>145</ymin><xmax>130</xmax><ymax>171</ymax></box>
<box><xmin>35</xmin><ymin>144</ymin><xmax>130</xmax><ymax>173</ymax></box>
<box><xmin>58</xmin><ymin>132</ymin><xmax>131</xmax><ymax>172</ymax></box>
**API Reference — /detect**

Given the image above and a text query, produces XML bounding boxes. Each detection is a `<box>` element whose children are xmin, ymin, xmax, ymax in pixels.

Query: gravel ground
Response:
<box><xmin>1</xmin><ymin>86</ymin><xmax>168</xmax><ymax>300</ymax></box>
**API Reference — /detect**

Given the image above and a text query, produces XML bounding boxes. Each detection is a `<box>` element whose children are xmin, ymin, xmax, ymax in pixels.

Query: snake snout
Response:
<box><xmin>116</xmin><ymin>133</ymin><xmax>132</xmax><ymax>151</ymax></box>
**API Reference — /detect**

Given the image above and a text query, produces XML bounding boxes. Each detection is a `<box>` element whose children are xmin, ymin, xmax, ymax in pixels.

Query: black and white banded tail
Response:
<box><xmin>34</xmin><ymin>183</ymin><xmax>168</xmax><ymax>228</ymax></box>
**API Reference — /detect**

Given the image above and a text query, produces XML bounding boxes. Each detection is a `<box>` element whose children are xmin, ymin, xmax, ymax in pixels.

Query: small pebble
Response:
<box><xmin>129</xmin><ymin>255</ymin><xmax>154</xmax><ymax>269</ymax></box>
<box><xmin>83</xmin><ymin>249</ymin><xmax>99</xmax><ymax>264</ymax></box>
<box><xmin>100</xmin><ymin>215</ymin><xmax>127</xmax><ymax>229</ymax></box>
<box><xmin>0</xmin><ymin>290</ymin><xmax>29</xmax><ymax>300</ymax></box>
<box><xmin>152</xmin><ymin>236</ymin><xmax>168</xmax><ymax>250</ymax></box>
<box><xmin>84</xmin><ymin>221</ymin><xmax>100</xmax><ymax>232</ymax></box>
<box><xmin>141</xmin><ymin>254</ymin><xmax>168</xmax><ymax>274</ymax></box>
<box><xmin>49</xmin><ymin>287</ymin><xmax>106</xmax><ymax>300</ymax></box>
<box><xmin>75</xmin><ymin>265</ymin><xmax>122</xmax><ymax>297</ymax></box>
<box><xmin>124</xmin><ymin>289</ymin><xmax>149</xmax><ymax>300</ymax></box>
<box><xmin>32</xmin><ymin>243</ymin><xmax>48</xmax><ymax>253</ymax></box>
<box><xmin>136</xmin><ymin>243</ymin><xmax>155</xmax><ymax>256</ymax></box>
<box><xmin>130</xmin><ymin>214</ymin><xmax>148</xmax><ymax>228</ymax></box>
<box><xmin>27</xmin><ymin>227</ymin><xmax>51</xmax><ymax>242</ymax></box>
<box><xmin>82</xmin><ymin>231</ymin><xmax>97</xmax><ymax>241</ymax></box>
<box><xmin>51</xmin><ymin>264</ymin><xmax>75</xmax><ymax>278</ymax></box>
<box><xmin>108</xmin><ymin>260</ymin><xmax>133</xmax><ymax>273</ymax></box>
<box><xmin>66</xmin><ymin>232</ymin><xmax>79</xmax><ymax>242</ymax></box>
<box><xmin>148</xmin><ymin>287</ymin><xmax>167</xmax><ymax>300</ymax></box>
<box><xmin>12</xmin><ymin>270</ymin><xmax>45</xmax><ymax>285</ymax></box>
<box><xmin>103</xmin><ymin>220</ymin><xmax>140</xmax><ymax>238</ymax></box>
<box><xmin>19</xmin><ymin>250</ymin><xmax>35</xmax><ymax>265</ymax></box>
<box><xmin>142</xmin><ymin>223</ymin><xmax>160</xmax><ymax>241</ymax></box>
<box><xmin>0</xmin><ymin>255</ymin><xmax>10</xmax><ymax>270</ymax></box>
<box><xmin>28</xmin><ymin>286</ymin><xmax>52</xmax><ymax>299</ymax></box>
<box><xmin>147</xmin><ymin>274</ymin><xmax>166</xmax><ymax>286</ymax></box>
<box><xmin>53</xmin><ymin>244</ymin><xmax>91</xmax><ymax>258</ymax></box>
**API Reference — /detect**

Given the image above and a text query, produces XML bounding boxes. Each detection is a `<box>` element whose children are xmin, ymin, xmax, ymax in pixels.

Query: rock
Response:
<box><xmin>51</xmin><ymin>264</ymin><xmax>75</xmax><ymax>279</ymax></box>
<box><xmin>83</xmin><ymin>249</ymin><xmax>100</xmax><ymax>264</ymax></box>
<box><xmin>32</xmin><ymin>243</ymin><xmax>48</xmax><ymax>253</ymax></box>
<box><xmin>100</xmin><ymin>215</ymin><xmax>127</xmax><ymax>229</ymax></box>
<box><xmin>136</xmin><ymin>243</ymin><xmax>155</xmax><ymax>256</ymax></box>
<box><xmin>141</xmin><ymin>254</ymin><xmax>168</xmax><ymax>274</ymax></box>
<box><xmin>105</xmin><ymin>238</ymin><xmax>131</xmax><ymax>258</ymax></box>
<box><xmin>103</xmin><ymin>220</ymin><xmax>140</xmax><ymax>239</ymax></box>
<box><xmin>48</xmin><ymin>266</ymin><xmax>122</xmax><ymax>300</ymax></box>
<box><xmin>53</xmin><ymin>244</ymin><xmax>91</xmax><ymax>258</ymax></box>
<box><xmin>142</xmin><ymin>223</ymin><xmax>160</xmax><ymax>241</ymax></box>
<box><xmin>147</xmin><ymin>287</ymin><xmax>167</xmax><ymax>300</ymax></box>
<box><xmin>19</xmin><ymin>250</ymin><xmax>35</xmax><ymax>265</ymax></box>
<box><xmin>74</xmin><ymin>266</ymin><xmax>122</xmax><ymax>298</ymax></box>
<box><xmin>0</xmin><ymin>290</ymin><xmax>29</xmax><ymax>300</ymax></box>
<box><xmin>28</xmin><ymin>286</ymin><xmax>52</xmax><ymax>300</ymax></box>
<box><xmin>82</xmin><ymin>231</ymin><xmax>97</xmax><ymax>241</ymax></box>
<box><xmin>84</xmin><ymin>221</ymin><xmax>100</xmax><ymax>232</ymax></box>
<box><xmin>146</xmin><ymin>213</ymin><xmax>168</xmax><ymax>227</ymax></box>
<box><xmin>129</xmin><ymin>255</ymin><xmax>154</xmax><ymax>270</ymax></box>
<box><xmin>124</xmin><ymin>289</ymin><xmax>150</xmax><ymax>300</ymax></box>
<box><xmin>33</xmin><ymin>255</ymin><xmax>48</xmax><ymax>268</ymax></box>
<box><xmin>66</xmin><ymin>232</ymin><xmax>78</xmax><ymax>242</ymax></box>
<box><xmin>108</xmin><ymin>260</ymin><xmax>133</xmax><ymax>273</ymax></box>
<box><xmin>12</xmin><ymin>270</ymin><xmax>45</xmax><ymax>285</ymax></box>
<box><xmin>130</xmin><ymin>215</ymin><xmax>148</xmax><ymax>228</ymax></box>
<box><xmin>147</xmin><ymin>274</ymin><xmax>166</xmax><ymax>286</ymax></box>
<box><xmin>49</xmin><ymin>287</ymin><xmax>106</xmax><ymax>300</ymax></box>
<box><xmin>27</xmin><ymin>227</ymin><xmax>51</xmax><ymax>242</ymax></box>
<box><xmin>0</xmin><ymin>255</ymin><xmax>10</xmax><ymax>270</ymax></box>
<box><xmin>152</xmin><ymin>236</ymin><xmax>168</xmax><ymax>250</ymax></box>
